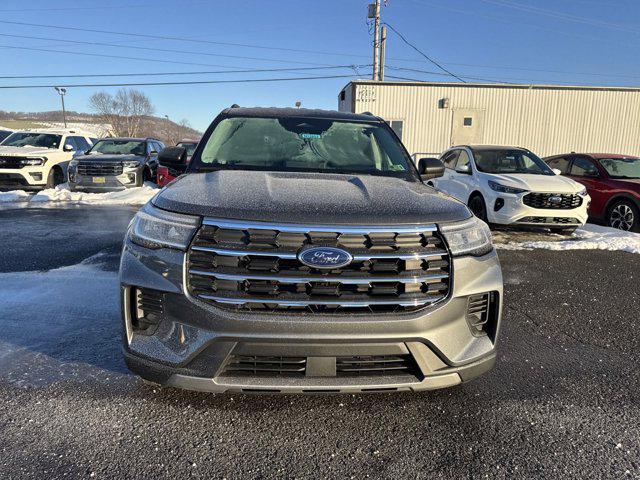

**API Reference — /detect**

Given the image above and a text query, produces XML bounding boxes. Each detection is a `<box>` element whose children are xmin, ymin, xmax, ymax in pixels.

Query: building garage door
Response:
<box><xmin>451</xmin><ymin>109</ymin><xmax>484</xmax><ymax>146</ymax></box>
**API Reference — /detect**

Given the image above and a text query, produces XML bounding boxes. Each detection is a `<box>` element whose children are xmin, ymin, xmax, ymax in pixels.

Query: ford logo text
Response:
<box><xmin>298</xmin><ymin>247</ymin><xmax>353</xmax><ymax>269</ymax></box>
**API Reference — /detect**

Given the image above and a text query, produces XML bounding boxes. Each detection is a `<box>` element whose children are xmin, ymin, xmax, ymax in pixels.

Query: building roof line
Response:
<box><xmin>342</xmin><ymin>79</ymin><xmax>640</xmax><ymax>93</ymax></box>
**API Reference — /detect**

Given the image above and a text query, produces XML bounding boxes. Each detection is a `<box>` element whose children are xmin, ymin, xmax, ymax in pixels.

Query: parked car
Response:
<box><xmin>68</xmin><ymin>137</ymin><xmax>164</xmax><ymax>191</ymax></box>
<box><xmin>156</xmin><ymin>138</ymin><xmax>199</xmax><ymax>186</ymax></box>
<box><xmin>0</xmin><ymin>128</ymin><xmax>13</xmax><ymax>143</ymax></box>
<box><xmin>429</xmin><ymin>145</ymin><xmax>591</xmax><ymax>234</ymax></box>
<box><xmin>0</xmin><ymin>129</ymin><xmax>94</xmax><ymax>190</ymax></box>
<box><xmin>120</xmin><ymin>107</ymin><xmax>503</xmax><ymax>394</ymax></box>
<box><xmin>544</xmin><ymin>153</ymin><xmax>640</xmax><ymax>232</ymax></box>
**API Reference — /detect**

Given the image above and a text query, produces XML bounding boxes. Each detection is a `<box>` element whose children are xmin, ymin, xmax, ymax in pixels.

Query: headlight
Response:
<box><xmin>68</xmin><ymin>160</ymin><xmax>78</xmax><ymax>168</ymax></box>
<box><xmin>488</xmin><ymin>180</ymin><xmax>527</xmax><ymax>194</ymax></box>
<box><xmin>20</xmin><ymin>157</ymin><xmax>47</xmax><ymax>166</ymax></box>
<box><xmin>441</xmin><ymin>216</ymin><xmax>493</xmax><ymax>257</ymax></box>
<box><xmin>129</xmin><ymin>202</ymin><xmax>200</xmax><ymax>250</ymax></box>
<box><xmin>577</xmin><ymin>187</ymin><xmax>588</xmax><ymax>196</ymax></box>
<box><xmin>123</xmin><ymin>161</ymin><xmax>141</xmax><ymax>168</ymax></box>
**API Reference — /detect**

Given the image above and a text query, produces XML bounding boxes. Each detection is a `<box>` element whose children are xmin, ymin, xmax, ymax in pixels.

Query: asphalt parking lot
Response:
<box><xmin>0</xmin><ymin>206</ymin><xmax>638</xmax><ymax>479</ymax></box>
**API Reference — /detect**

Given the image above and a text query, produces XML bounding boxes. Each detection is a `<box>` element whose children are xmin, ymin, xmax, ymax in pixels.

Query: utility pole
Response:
<box><xmin>54</xmin><ymin>87</ymin><xmax>67</xmax><ymax>128</ymax></box>
<box><xmin>369</xmin><ymin>0</ymin><xmax>381</xmax><ymax>81</ymax></box>
<box><xmin>379</xmin><ymin>25</ymin><xmax>387</xmax><ymax>81</ymax></box>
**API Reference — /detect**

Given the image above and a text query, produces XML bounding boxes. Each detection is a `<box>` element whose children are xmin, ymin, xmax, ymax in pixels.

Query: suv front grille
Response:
<box><xmin>186</xmin><ymin>219</ymin><xmax>452</xmax><ymax>313</ymax></box>
<box><xmin>77</xmin><ymin>162</ymin><xmax>123</xmax><ymax>176</ymax></box>
<box><xmin>523</xmin><ymin>193</ymin><xmax>582</xmax><ymax>210</ymax></box>
<box><xmin>0</xmin><ymin>156</ymin><xmax>28</xmax><ymax>169</ymax></box>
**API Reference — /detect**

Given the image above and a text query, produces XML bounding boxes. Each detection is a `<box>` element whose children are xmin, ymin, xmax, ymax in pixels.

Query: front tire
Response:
<box><xmin>468</xmin><ymin>194</ymin><xmax>488</xmax><ymax>223</ymax></box>
<box><xmin>45</xmin><ymin>167</ymin><xmax>64</xmax><ymax>188</ymax></box>
<box><xmin>607</xmin><ymin>199</ymin><xmax>639</xmax><ymax>232</ymax></box>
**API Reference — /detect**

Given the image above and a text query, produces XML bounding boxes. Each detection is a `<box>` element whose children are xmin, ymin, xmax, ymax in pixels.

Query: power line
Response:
<box><xmin>0</xmin><ymin>65</ymin><xmax>369</xmax><ymax>80</ymax></box>
<box><xmin>382</xmin><ymin>22</ymin><xmax>467</xmax><ymax>83</ymax></box>
<box><xmin>0</xmin><ymin>32</ymin><xmax>333</xmax><ymax>67</ymax></box>
<box><xmin>0</xmin><ymin>43</ymin><xmax>330</xmax><ymax>71</ymax></box>
<box><xmin>478</xmin><ymin>0</ymin><xmax>640</xmax><ymax>34</ymax></box>
<box><xmin>0</xmin><ymin>19</ymin><xmax>386</xmax><ymax>60</ymax></box>
<box><xmin>0</xmin><ymin>74</ymin><xmax>357</xmax><ymax>90</ymax></box>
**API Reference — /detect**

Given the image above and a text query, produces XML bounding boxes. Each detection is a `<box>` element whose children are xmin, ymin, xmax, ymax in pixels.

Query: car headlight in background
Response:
<box><xmin>129</xmin><ymin>202</ymin><xmax>200</xmax><ymax>250</ymax></box>
<box><xmin>577</xmin><ymin>187</ymin><xmax>588</xmax><ymax>196</ymax></box>
<box><xmin>123</xmin><ymin>161</ymin><xmax>141</xmax><ymax>168</ymax></box>
<box><xmin>488</xmin><ymin>180</ymin><xmax>527</xmax><ymax>194</ymax></box>
<box><xmin>20</xmin><ymin>157</ymin><xmax>47</xmax><ymax>167</ymax></box>
<box><xmin>441</xmin><ymin>216</ymin><xmax>493</xmax><ymax>257</ymax></box>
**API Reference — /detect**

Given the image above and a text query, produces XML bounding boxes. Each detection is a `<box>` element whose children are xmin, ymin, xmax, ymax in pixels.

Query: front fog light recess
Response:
<box><xmin>441</xmin><ymin>216</ymin><xmax>493</xmax><ymax>257</ymax></box>
<box><xmin>129</xmin><ymin>202</ymin><xmax>200</xmax><ymax>250</ymax></box>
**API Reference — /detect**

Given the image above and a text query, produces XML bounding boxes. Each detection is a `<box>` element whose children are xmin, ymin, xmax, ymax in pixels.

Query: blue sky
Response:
<box><xmin>0</xmin><ymin>0</ymin><xmax>639</xmax><ymax>131</ymax></box>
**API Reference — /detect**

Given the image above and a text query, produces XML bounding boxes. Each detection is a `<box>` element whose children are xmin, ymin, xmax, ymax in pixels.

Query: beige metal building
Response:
<box><xmin>338</xmin><ymin>80</ymin><xmax>640</xmax><ymax>159</ymax></box>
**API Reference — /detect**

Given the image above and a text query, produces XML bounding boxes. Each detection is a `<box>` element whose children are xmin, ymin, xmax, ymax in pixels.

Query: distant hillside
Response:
<box><xmin>0</xmin><ymin>110</ymin><xmax>202</xmax><ymax>144</ymax></box>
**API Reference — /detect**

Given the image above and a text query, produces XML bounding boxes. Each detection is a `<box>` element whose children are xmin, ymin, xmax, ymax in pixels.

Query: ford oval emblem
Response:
<box><xmin>298</xmin><ymin>246</ymin><xmax>353</xmax><ymax>269</ymax></box>
<box><xmin>549</xmin><ymin>195</ymin><xmax>563</xmax><ymax>204</ymax></box>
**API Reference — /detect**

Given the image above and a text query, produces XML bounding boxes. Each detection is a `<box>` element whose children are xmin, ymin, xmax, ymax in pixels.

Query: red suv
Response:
<box><xmin>544</xmin><ymin>153</ymin><xmax>640</xmax><ymax>231</ymax></box>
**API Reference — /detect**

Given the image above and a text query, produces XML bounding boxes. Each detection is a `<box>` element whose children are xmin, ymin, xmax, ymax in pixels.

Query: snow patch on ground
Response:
<box><xmin>0</xmin><ymin>255</ymin><xmax>122</xmax><ymax>387</ymax></box>
<box><xmin>495</xmin><ymin>224</ymin><xmax>640</xmax><ymax>254</ymax></box>
<box><xmin>0</xmin><ymin>182</ymin><xmax>158</xmax><ymax>206</ymax></box>
<box><xmin>0</xmin><ymin>190</ymin><xmax>31</xmax><ymax>202</ymax></box>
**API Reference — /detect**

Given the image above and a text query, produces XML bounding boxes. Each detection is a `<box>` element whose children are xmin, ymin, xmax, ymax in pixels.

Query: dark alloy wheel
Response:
<box><xmin>468</xmin><ymin>194</ymin><xmax>488</xmax><ymax>222</ymax></box>
<box><xmin>608</xmin><ymin>200</ymin><xmax>639</xmax><ymax>232</ymax></box>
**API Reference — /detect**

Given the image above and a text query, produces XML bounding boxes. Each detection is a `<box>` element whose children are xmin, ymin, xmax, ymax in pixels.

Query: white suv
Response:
<box><xmin>0</xmin><ymin>129</ymin><xmax>94</xmax><ymax>191</ymax></box>
<box><xmin>430</xmin><ymin>145</ymin><xmax>591</xmax><ymax>233</ymax></box>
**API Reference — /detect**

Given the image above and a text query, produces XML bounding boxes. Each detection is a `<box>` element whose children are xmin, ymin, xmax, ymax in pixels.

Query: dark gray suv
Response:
<box><xmin>120</xmin><ymin>107</ymin><xmax>503</xmax><ymax>394</ymax></box>
<box><xmin>68</xmin><ymin>137</ymin><xmax>164</xmax><ymax>191</ymax></box>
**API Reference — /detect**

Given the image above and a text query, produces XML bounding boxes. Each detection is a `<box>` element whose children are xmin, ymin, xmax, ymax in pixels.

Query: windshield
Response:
<box><xmin>195</xmin><ymin>117</ymin><xmax>416</xmax><ymax>178</ymax></box>
<box><xmin>598</xmin><ymin>157</ymin><xmax>640</xmax><ymax>179</ymax></box>
<box><xmin>88</xmin><ymin>139</ymin><xmax>146</xmax><ymax>155</ymax></box>
<box><xmin>0</xmin><ymin>130</ymin><xmax>12</xmax><ymax>143</ymax></box>
<box><xmin>473</xmin><ymin>149</ymin><xmax>554</xmax><ymax>175</ymax></box>
<box><xmin>2</xmin><ymin>132</ymin><xmax>62</xmax><ymax>149</ymax></box>
<box><xmin>177</xmin><ymin>142</ymin><xmax>198</xmax><ymax>156</ymax></box>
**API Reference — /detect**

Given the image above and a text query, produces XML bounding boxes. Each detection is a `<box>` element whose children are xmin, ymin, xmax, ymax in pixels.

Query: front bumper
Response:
<box><xmin>0</xmin><ymin>168</ymin><xmax>46</xmax><ymax>190</ymax></box>
<box><xmin>69</xmin><ymin>168</ymin><xmax>142</xmax><ymax>191</ymax></box>
<box><xmin>120</xmin><ymin>241</ymin><xmax>503</xmax><ymax>393</ymax></box>
<box><xmin>485</xmin><ymin>190</ymin><xmax>590</xmax><ymax>227</ymax></box>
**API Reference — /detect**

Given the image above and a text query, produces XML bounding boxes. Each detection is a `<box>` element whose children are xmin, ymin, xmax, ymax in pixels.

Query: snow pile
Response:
<box><xmin>0</xmin><ymin>183</ymin><xmax>158</xmax><ymax>206</ymax></box>
<box><xmin>495</xmin><ymin>224</ymin><xmax>640</xmax><ymax>254</ymax></box>
<box><xmin>0</xmin><ymin>190</ymin><xmax>31</xmax><ymax>202</ymax></box>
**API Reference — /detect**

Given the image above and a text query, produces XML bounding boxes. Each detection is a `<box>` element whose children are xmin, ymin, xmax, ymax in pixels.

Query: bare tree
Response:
<box><xmin>89</xmin><ymin>89</ymin><xmax>155</xmax><ymax>137</ymax></box>
<box><xmin>163</xmin><ymin>118</ymin><xmax>196</xmax><ymax>145</ymax></box>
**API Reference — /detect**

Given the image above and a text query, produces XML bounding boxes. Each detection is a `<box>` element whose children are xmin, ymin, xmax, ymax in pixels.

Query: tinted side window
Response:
<box><xmin>71</xmin><ymin>136</ymin><xmax>90</xmax><ymax>152</ymax></box>
<box><xmin>442</xmin><ymin>150</ymin><xmax>459</xmax><ymax>169</ymax></box>
<box><xmin>570</xmin><ymin>157</ymin><xmax>598</xmax><ymax>177</ymax></box>
<box><xmin>546</xmin><ymin>156</ymin><xmax>570</xmax><ymax>173</ymax></box>
<box><xmin>456</xmin><ymin>150</ymin><xmax>471</xmax><ymax>170</ymax></box>
<box><xmin>64</xmin><ymin>136</ymin><xmax>78</xmax><ymax>150</ymax></box>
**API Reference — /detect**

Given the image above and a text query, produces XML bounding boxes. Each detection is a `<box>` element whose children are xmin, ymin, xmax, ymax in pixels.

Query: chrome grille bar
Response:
<box><xmin>190</xmin><ymin>245</ymin><xmax>447</xmax><ymax>261</ymax></box>
<box><xmin>202</xmin><ymin>217</ymin><xmax>437</xmax><ymax>234</ymax></box>
<box><xmin>197</xmin><ymin>293</ymin><xmax>445</xmax><ymax>308</ymax></box>
<box><xmin>188</xmin><ymin>268</ymin><xmax>449</xmax><ymax>284</ymax></box>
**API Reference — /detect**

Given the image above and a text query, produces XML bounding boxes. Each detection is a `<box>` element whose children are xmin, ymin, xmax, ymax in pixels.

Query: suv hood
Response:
<box><xmin>74</xmin><ymin>153</ymin><xmax>144</xmax><ymax>162</ymax></box>
<box><xmin>481</xmin><ymin>172</ymin><xmax>582</xmax><ymax>193</ymax></box>
<box><xmin>154</xmin><ymin>170</ymin><xmax>471</xmax><ymax>225</ymax></box>
<box><xmin>0</xmin><ymin>145</ymin><xmax>56</xmax><ymax>156</ymax></box>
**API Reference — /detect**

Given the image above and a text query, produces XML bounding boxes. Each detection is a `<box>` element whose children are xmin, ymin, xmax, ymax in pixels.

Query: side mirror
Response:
<box><xmin>455</xmin><ymin>164</ymin><xmax>471</xmax><ymax>174</ymax></box>
<box><xmin>418</xmin><ymin>157</ymin><xmax>445</xmax><ymax>180</ymax></box>
<box><xmin>158</xmin><ymin>146</ymin><xmax>188</xmax><ymax>170</ymax></box>
<box><xmin>63</xmin><ymin>144</ymin><xmax>74</xmax><ymax>152</ymax></box>
<box><xmin>552</xmin><ymin>168</ymin><xmax>562</xmax><ymax>175</ymax></box>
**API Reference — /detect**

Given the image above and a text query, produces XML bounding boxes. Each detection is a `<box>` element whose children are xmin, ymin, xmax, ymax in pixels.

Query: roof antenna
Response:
<box><xmin>230</xmin><ymin>103</ymin><xmax>240</xmax><ymax>108</ymax></box>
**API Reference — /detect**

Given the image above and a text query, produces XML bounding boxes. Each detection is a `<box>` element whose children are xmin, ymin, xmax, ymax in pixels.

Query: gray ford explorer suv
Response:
<box><xmin>120</xmin><ymin>107</ymin><xmax>503</xmax><ymax>394</ymax></box>
<box><xmin>68</xmin><ymin>137</ymin><xmax>164</xmax><ymax>191</ymax></box>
